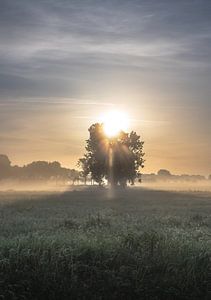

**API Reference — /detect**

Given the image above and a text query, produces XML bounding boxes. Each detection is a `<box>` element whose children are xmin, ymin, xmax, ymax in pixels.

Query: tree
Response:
<box><xmin>78</xmin><ymin>123</ymin><xmax>145</xmax><ymax>187</ymax></box>
<box><xmin>0</xmin><ymin>154</ymin><xmax>11</xmax><ymax>179</ymax></box>
<box><xmin>157</xmin><ymin>169</ymin><xmax>171</xmax><ymax>177</ymax></box>
<box><xmin>78</xmin><ymin>156</ymin><xmax>90</xmax><ymax>184</ymax></box>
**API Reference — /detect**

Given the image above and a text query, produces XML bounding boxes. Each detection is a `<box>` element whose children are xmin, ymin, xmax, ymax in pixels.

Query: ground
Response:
<box><xmin>0</xmin><ymin>187</ymin><xmax>210</xmax><ymax>299</ymax></box>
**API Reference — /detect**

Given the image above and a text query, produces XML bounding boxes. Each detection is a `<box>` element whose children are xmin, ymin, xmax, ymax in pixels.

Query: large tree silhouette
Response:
<box><xmin>78</xmin><ymin>123</ymin><xmax>144</xmax><ymax>187</ymax></box>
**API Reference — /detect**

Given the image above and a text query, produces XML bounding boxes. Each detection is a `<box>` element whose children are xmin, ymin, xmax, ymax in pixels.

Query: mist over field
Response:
<box><xmin>0</xmin><ymin>179</ymin><xmax>211</xmax><ymax>193</ymax></box>
<box><xmin>142</xmin><ymin>180</ymin><xmax>211</xmax><ymax>192</ymax></box>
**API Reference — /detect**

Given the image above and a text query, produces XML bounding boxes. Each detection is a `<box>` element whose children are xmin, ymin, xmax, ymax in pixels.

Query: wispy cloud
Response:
<box><xmin>0</xmin><ymin>98</ymin><xmax>115</xmax><ymax>106</ymax></box>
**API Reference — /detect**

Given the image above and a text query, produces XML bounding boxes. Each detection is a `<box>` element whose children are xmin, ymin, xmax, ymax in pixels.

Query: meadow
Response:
<box><xmin>0</xmin><ymin>187</ymin><xmax>210</xmax><ymax>299</ymax></box>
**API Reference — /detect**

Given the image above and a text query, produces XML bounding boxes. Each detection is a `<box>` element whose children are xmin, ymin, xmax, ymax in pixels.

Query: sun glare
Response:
<box><xmin>101</xmin><ymin>111</ymin><xmax>129</xmax><ymax>137</ymax></box>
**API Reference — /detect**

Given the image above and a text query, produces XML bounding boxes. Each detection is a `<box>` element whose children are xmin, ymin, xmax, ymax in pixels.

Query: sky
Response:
<box><xmin>0</xmin><ymin>0</ymin><xmax>211</xmax><ymax>175</ymax></box>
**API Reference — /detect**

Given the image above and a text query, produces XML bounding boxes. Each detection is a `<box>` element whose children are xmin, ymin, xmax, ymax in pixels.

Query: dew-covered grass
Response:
<box><xmin>0</xmin><ymin>188</ymin><xmax>210</xmax><ymax>299</ymax></box>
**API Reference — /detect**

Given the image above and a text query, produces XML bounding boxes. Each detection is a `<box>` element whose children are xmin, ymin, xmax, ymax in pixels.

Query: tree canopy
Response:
<box><xmin>78</xmin><ymin>123</ymin><xmax>145</xmax><ymax>187</ymax></box>
<box><xmin>157</xmin><ymin>169</ymin><xmax>172</xmax><ymax>177</ymax></box>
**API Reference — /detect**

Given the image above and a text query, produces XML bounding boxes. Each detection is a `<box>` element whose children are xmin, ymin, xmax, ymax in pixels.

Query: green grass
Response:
<box><xmin>0</xmin><ymin>188</ymin><xmax>211</xmax><ymax>299</ymax></box>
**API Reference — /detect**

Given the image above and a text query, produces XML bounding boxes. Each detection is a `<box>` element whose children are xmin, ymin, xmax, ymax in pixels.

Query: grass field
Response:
<box><xmin>0</xmin><ymin>187</ymin><xmax>211</xmax><ymax>299</ymax></box>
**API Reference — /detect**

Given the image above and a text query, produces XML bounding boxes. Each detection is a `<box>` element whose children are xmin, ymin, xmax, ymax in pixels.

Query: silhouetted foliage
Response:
<box><xmin>157</xmin><ymin>169</ymin><xmax>171</xmax><ymax>177</ymax></box>
<box><xmin>142</xmin><ymin>172</ymin><xmax>206</xmax><ymax>183</ymax></box>
<box><xmin>78</xmin><ymin>157</ymin><xmax>90</xmax><ymax>184</ymax></box>
<box><xmin>0</xmin><ymin>155</ymin><xmax>79</xmax><ymax>183</ymax></box>
<box><xmin>78</xmin><ymin>123</ymin><xmax>145</xmax><ymax>187</ymax></box>
<box><xmin>0</xmin><ymin>154</ymin><xmax>11</xmax><ymax>179</ymax></box>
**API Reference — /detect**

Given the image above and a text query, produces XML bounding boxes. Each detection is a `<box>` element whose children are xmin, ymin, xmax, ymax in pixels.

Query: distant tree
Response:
<box><xmin>0</xmin><ymin>154</ymin><xmax>11</xmax><ymax>179</ymax></box>
<box><xmin>208</xmin><ymin>175</ymin><xmax>211</xmax><ymax>180</ymax></box>
<box><xmin>0</xmin><ymin>155</ymin><xmax>11</xmax><ymax>167</ymax></box>
<box><xmin>23</xmin><ymin>161</ymin><xmax>51</xmax><ymax>179</ymax></box>
<box><xmin>51</xmin><ymin>161</ymin><xmax>61</xmax><ymax>170</ymax></box>
<box><xmin>69</xmin><ymin>169</ymin><xmax>80</xmax><ymax>185</ymax></box>
<box><xmin>157</xmin><ymin>169</ymin><xmax>171</xmax><ymax>177</ymax></box>
<box><xmin>78</xmin><ymin>123</ymin><xmax>145</xmax><ymax>187</ymax></box>
<box><xmin>20</xmin><ymin>160</ymin><xmax>73</xmax><ymax>181</ymax></box>
<box><xmin>78</xmin><ymin>156</ymin><xmax>90</xmax><ymax>184</ymax></box>
<box><xmin>11</xmin><ymin>165</ymin><xmax>23</xmax><ymax>179</ymax></box>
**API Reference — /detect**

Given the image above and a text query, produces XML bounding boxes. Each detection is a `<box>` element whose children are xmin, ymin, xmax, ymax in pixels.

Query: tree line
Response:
<box><xmin>143</xmin><ymin>169</ymin><xmax>210</xmax><ymax>182</ymax></box>
<box><xmin>0</xmin><ymin>154</ymin><xmax>79</xmax><ymax>183</ymax></box>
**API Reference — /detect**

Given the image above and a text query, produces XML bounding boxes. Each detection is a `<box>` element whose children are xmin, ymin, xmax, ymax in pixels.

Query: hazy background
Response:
<box><xmin>0</xmin><ymin>0</ymin><xmax>211</xmax><ymax>175</ymax></box>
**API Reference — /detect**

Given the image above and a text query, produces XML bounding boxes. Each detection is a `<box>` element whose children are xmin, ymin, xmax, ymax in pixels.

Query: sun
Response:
<box><xmin>101</xmin><ymin>111</ymin><xmax>129</xmax><ymax>137</ymax></box>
